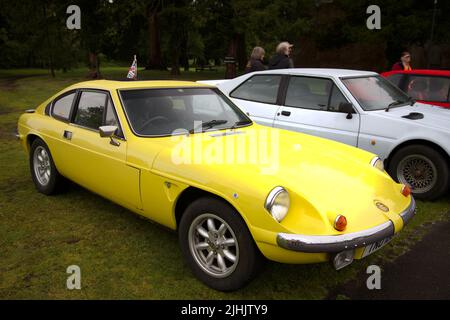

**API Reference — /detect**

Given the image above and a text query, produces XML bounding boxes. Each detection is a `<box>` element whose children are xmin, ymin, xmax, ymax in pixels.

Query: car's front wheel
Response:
<box><xmin>388</xmin><ymin>145</ymin><xmax>449</xmax><ymax>200</ymax></box>
<box><xmin>179</xmin><ymin>197</ymin><xmax>263</xmax><ymax>291</ymax></box>
<box><xmin>30</xmin><ymin>138</ymin><xmax>66</xmax><ymax>195</ymax></box>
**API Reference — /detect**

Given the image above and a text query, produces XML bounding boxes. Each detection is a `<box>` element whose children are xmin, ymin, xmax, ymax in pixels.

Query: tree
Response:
<box><xmin>146</xmin><ymin>0</ymin><xmax>165</xmax><ymax>70</ymax></box>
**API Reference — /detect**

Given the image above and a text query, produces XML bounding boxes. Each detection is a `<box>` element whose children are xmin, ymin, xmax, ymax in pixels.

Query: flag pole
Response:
<box><xmin>134</xmin><ymin>55</ymin><xmax>137</xmax><ymax>80</ymax></box>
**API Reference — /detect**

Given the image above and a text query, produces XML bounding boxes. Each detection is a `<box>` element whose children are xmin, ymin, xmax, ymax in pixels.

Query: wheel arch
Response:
<box><xmin>26</xmin><ymin>133</ymin><xmax>44</xmax><ymax>154</ymax></box>
<box><xmin>174</xmin><ymin>186</ymin><xmax>246</xmax><ymax>230</ymax></box>
<box><xmin>386</xmin><ymin>139</ymin><xmax>450</xmax><ymax>169</ymax></box>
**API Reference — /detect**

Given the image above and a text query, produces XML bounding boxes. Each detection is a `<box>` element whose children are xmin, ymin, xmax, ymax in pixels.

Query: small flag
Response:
<box><xmin>127</xmin><ymin>55</ymin><xmax>137</xmax><ymax>80</ymax></box>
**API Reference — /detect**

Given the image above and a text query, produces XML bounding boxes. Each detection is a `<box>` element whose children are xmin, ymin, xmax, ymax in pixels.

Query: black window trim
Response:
<box><xmin>281</xmin><ymin>75</ymin><xmax>354</xmax><ymax>113</ymax></box>
<box><xmin>72</xmin><ymin>88</ymin><xmax>126</xmax><ymax>140</ymax></box>
<box><xmin>402</xmin><ymin>74</ymin><xmax>450</xmax><ymax>104</ymax></box>
<box><xmin>229</xmin><ymin>74</ymin><xmax>285</xmax><ymax>105</ymax></box>
<box><xmin>117</xmin><ymin>86</ymin><xmax>253</xmax><ymax>138</ymax></box>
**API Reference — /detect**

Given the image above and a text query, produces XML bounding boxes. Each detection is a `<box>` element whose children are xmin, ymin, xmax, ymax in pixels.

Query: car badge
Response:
<box><xmin>374</xmin><ymin>200</ymin><xmax>389</xmax><ymax>212</ymax></box>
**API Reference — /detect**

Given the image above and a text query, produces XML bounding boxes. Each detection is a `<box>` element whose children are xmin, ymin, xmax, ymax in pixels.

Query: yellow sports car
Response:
<box><xmin>17</xmin><ymin>80</ymin><xmax>415</xmax><ymax>291</ymax></box>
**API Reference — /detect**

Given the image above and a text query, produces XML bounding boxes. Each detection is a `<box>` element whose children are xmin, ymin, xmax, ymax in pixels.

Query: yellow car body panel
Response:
<box><xmin>17</xmin><ymin>80</ymin><xmax>414</xmax><ymax>265</ymax></box>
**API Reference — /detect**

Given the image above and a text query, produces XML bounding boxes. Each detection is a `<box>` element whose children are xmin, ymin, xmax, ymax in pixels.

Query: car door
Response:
<box><xmin>46</xmin><ymin>90</ymin><xmax>79</xmax><ymax>176</ymax></box>
<box><xmin>228</xmin><ymin>74</ymin><xmax>282</xmax><ymax>127</ymax></box>
<box><xmin>273</xmin><ymin>75</ymin><xmax>360</xmax><ymax>146</ymax></box>
<box><xmin>64</xmin><ymin>89</ymin><xmax>141</xmax><ymax>210</ymax></box>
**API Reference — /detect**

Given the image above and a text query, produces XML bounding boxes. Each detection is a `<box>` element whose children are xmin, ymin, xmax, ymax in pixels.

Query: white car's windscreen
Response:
<box><xmin>342</xmin><ymin>76</ymin><xmax>411</xmax><ymax>111</ymax></box>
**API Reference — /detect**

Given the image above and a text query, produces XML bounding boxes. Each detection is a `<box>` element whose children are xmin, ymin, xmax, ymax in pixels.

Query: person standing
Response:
<box><xmin>244</xmin><ymin>47</ymin><xmax>266</xmax><ymax>73</ymax></box>
<box><xmin>392</xmin><ymin>52</ymin><xmax>413</xmax><ymax>71</ymax></box>
<box><xmin>268</xmin><ymin>42</ymin><xmax>293</xmax><ymax>70</ymax></box>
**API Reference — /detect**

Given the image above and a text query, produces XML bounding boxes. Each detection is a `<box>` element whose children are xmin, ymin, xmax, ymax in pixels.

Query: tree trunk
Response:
<box><xmin>170</xmin><ymin>51</ymin><xmax>181</xmax><ymax>75</ymax></box>
<box><xmin>181</xmin><ymin>36</ymin><xmax>189</xmax><ymax>72</ymax></box>
<box><xmin>225</xmin><ymin>36</ymin><xmax>238</xmax><ymax>79</ymax></box>
<box><xmin>42</xmin><ymin>2</ymin><xmax>55</xmax><ymax>78</ymax></box>
<box><xmin>88</xmin><ymin>52</ymin><xmax>101</xmax><ymax>79</ymax></box>
<box><xmin>146</xmin><ymin>6</ymin><xmax>165</xmax><ymax>70</ymax></box>
<box><xmin>236</xmin><ymin>33</ymin><xmax>247</xmax><ymax>72</ymax></box>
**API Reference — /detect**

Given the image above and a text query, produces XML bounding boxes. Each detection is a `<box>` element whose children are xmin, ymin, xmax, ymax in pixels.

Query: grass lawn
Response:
<box><xmin>0</xmin><ymin>68</ymin><xmax>449</xmax><ymax>299</ymax></box>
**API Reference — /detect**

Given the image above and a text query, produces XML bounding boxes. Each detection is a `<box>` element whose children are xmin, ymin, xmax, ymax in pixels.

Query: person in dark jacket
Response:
<box><xmin>244</xmin><ymin>47</ymin><xmax>266</xmax><ymax>73</ymax></box>
<box><xmin>392</xmin><ymin>51</ymin><xmax>413</xmax><ymax>71</ymax></box>
<box><xmin>268</xmin><ymin>42</ymin><xmax>293</xmax><ymax>70</ymax></box>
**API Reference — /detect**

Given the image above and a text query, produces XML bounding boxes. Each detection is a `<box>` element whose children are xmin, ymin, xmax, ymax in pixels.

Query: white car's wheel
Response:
<box><xmin>389</xmin><ymin>145</ymin><xmax>449</xmax><ymax>200</ymax></box>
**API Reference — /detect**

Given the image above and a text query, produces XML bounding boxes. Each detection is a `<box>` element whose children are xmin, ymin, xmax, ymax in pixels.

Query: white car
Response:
<box><xmin>199</xmin><ymin>69</ymin><xmax>450</xmax><ymax>200</ymax></box>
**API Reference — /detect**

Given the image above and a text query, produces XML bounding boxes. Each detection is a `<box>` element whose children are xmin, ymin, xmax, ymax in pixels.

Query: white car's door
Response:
<box><xmin>273</xmin><ymin>75</ymin><xmax>360</xmax><ymax>146</ymax></box>
<box><xmin>228</xmin><ymin>74</ymin><xmax>282</xmax><ymax>127</ymax></box>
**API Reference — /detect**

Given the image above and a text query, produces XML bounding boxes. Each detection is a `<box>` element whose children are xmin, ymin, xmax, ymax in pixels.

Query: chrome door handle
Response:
<box><xmin>63</xmin><ymin>130</ymin><xmax>72</xmax><ymax>140</ymax></box>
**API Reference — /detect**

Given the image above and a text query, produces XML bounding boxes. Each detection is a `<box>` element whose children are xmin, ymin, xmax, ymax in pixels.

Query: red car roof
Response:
<box><xmin>381</xmin><ymin>69</ymin><xmax>450</xmax><ymax>77</ymax></box>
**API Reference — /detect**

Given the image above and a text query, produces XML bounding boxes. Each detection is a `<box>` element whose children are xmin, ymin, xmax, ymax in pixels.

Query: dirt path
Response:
<box><xmin>328</xmin><ymin>220</ymin><xmax>450</xmax><ymax>299</ymax></box>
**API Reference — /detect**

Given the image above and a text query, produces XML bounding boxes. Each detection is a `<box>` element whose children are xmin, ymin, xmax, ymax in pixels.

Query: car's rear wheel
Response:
<box><xmin>30</xmin><ymin>138</ymin><xmax>66</xmax><ymax>195</ymax></box>
<box><xmin>388</xmin><ymin>145</ymin><xmax>449</xmax><ymax>200</ymax></box>
<box><xmin>179</xmin><ymin>197</ymin><xmax>263</xmax><ymax>291</ymax></box>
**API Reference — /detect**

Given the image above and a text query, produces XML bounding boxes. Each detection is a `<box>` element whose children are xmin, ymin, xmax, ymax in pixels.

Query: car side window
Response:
<box><xmin>328</xmin><ymin>85</ymin><xmax>350</xmax><ymax>112</ymax></box>
<box><xmin>74</xmin><ymin>91</ymin><xmax>107</xmax><ymax>130</ymax></box>
<box><xmin>104</xmin><ymin>97</ymin><xmax>123</xmax><ymax>138</ymax></box>
<box><xmin>285</xmin><ymin>76</ymin><xmax>332</xmax><ymax>111</ymax></box>
<box><xmin>230</xmin><ymin>75</ymin><xmax>282</xmax><ymax>104</ymax></box>
<box><xmin>52</xmin><ymin>92</ymin><xmax>76</xmax><ymax>120</ymax></box>
<box><xmin>428</xmin><ymin>77</ymin><xmax>450</xmax><ymax>102</ymax></box>
<box><xmin>405</xmin><ymin>75</ymin><xmax>450</xmax><ymax>103</ymax></box>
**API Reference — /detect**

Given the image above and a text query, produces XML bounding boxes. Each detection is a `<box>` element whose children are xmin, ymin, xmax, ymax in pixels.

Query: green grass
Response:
<box><xmin>0</xmin><ymin>69</ymin><xmax>449</xmax><ymax>299</ymax></box>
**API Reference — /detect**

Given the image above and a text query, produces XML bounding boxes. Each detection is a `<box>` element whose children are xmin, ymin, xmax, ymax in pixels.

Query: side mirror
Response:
<box><xmin>99</xmin><ymin>125</ymin><xmax>120</xmax><ymax>146</ymax></box>
<box><xmin>99</xmin><ymin>125</ymin><xmax>117</xmax><ymax>137</ymax></box>
<box><xmin>338</xmin><ymin>102</ymin><xmax>355</xmax><ymax>119</ymax></box>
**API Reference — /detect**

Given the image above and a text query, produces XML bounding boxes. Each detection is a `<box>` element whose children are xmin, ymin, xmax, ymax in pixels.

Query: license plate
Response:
<box><xmin>362</xmin><ymin>236</ymin><xmax>393</xmax><ymax>258</ymax></box>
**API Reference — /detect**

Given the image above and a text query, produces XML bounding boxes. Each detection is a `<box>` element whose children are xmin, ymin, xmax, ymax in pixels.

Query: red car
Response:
<box><xmin>381</xmin><ymin>69</ymin><xmax>450</xmax><ymax>108</ymax></box>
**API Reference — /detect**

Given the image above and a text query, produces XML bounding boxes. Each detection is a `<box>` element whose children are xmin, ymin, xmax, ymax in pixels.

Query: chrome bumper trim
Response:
<box><xmin>277</xmin><ymin>199</ymin><xmax>416</xmax><ymax>253</ymax></box>
<box><xmin>400</xmin><ymin>197</ymin><xmax>416</xmax><ymax>226</ymax></box>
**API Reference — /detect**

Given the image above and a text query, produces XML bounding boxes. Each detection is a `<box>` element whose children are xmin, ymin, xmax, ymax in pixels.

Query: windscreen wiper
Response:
<box><xmin>230</xmin><ymin>120</ymin><xmax>252</xmax><ymax>129</ymax></box>
<box><xmin>385</xmin><ymin>100</ymin><xmax>404</xmax><ymax>112</ymax></box>
<box><xmin>189</xmin><ymin>120</ymin><xmax>228</xmax><ymax>134</ymax></box>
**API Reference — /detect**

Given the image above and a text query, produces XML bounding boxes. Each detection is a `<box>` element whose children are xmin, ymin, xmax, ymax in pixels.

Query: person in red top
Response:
<box><xmin>392</xmin><ymin>51</ymin><xmax>413</xmax><ymax>71</ymax></box>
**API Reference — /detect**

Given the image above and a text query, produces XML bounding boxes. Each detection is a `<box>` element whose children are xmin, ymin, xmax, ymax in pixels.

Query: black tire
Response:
<box><xmin>388</xmin><ymin>144</ymin><xmax>449</xmax><ymax>201</ymax></box>
<box><xmin>179</xmin><ymin>197</ymin><xmax>264</xmax><ymax>291</ymax></box>
<box><xmin>29</xmin><ymin>138</ymin><xmax>66</xmax><ymax>195</ymax></box>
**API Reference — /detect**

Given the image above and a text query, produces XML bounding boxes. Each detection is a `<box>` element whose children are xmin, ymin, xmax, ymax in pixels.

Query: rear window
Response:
<box><xmin>230</xmin><ymin>75</ymin><xmax>282</xmax><ymax>104</ymax></box>
<box><xmin>52</xmin><ymin>92</ymin><xmax>76</xmax><ymax>120</ymax></box>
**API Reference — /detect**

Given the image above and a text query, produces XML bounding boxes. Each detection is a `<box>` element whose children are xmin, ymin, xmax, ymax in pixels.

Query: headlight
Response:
<box><xmin>370</xmin><ymin>156</ymin><xmax>384</xmax><ymax>172</ymax></box>
<box><xmin>265</xmin><ymin>187</ymin><xmax>290</xmax><ymax>222</ymax></box>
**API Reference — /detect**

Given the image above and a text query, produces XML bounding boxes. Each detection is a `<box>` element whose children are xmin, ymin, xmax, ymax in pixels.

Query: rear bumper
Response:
<box><xmin>277</xmin><ymin>197</ymin><xmax>416</xmax><ymax>253</ymax></box>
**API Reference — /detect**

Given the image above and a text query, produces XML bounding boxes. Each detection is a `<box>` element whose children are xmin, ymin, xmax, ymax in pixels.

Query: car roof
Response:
<box><xmin>382</xmin><ymin>69</ymin><xmax>450</xmax><ymax>77</ymax></box>
<box><xmin>66</xmin><ymin>80</ymin><xmax>213</xmax><ymax>91</ymax></box>
<box><xmin>251</xmin><ymin>68</ymin><xmax>378</xmax><ymax>78</ymax></box>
